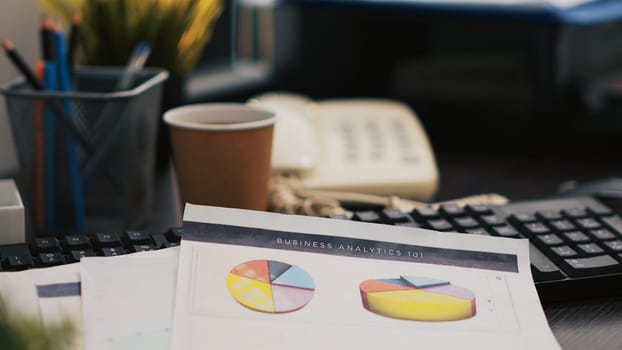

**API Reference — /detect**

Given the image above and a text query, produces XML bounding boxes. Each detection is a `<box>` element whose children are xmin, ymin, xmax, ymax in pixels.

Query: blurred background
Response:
<box><xmin>186</xmin><ymin>0</ymin><xmax>622</xmax><ymax>201</ymax></box>
<box><xmin>3</xmin><ymin>0</ymin><xmax>622</xmax><ymax>202</ymax></box>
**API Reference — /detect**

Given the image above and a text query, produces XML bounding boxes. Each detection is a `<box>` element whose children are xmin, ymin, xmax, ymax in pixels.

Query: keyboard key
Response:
<box><xmin>64</xmin><ymin>235</ymin><xmax>91</xmax><ymax>250</ymax></box>
<box><xmin>589</xmin><ymin>228</ymin><xmax>617</xmax><ymax>240</ymax></box>
<box><xmin>523</xmin><ymin>222</ymin><xmax>550</xmax><ymax>235</ymax></box>
<box><xmin>466</xmin><ymin>228</ymin><xmax>492</xmax><ymax>236</ymax></box>
<box><xmin>125</xmin><ymin>231</ymin><xmax>151</xmax><ymax>245</ymax></box>
<box><xmin>453</xmin><ymin>217</ymin><xmax>480</xmax><ymax>229</ymax></box>
<box><xmin>563</xmin><ymin>231</ymin><xmax>590</xmax><ymax>243</ymax></box>
<box><xmin>411</xmin><ymin>207</ymin><xmax>440</xmax><ymax>220</ymax></box>
<box><xmin>133</xmin><ymin>244</ymin><xmax>155</xmax><ymax>252</ymax></box>
<box><xmin>95</xmin><ymin>232</ymin><xmax>122</xmax><ymax>248</ymax></box>
<box><xmin>102</xmin><ymin>247</ymin><xmax>127</xmax><ymax>256</ymax></box>
<box><xmin>34</xmin><ymin>237</ymin><xmax>61</xmax><ymax>253</ymax></box>
<box><xmin>353</xmin><ymin>211</ymin><xmax>383</xmax><ymax>224</ymax></box>
<box><xmin>151</xmin><ymin>233</ymin><xmax>168</xmax><ymax>249</ymax></box>
<box><xmin>480</xmin><ymin>215</ymin><xmax>505</xmax><ymax>226</ymax></box>
<box><xmin>71</xmin><ymin>250</ymin><xmax>96</xmax><ymax>262</ymax></box>
<box><xmin>574</xmin><ymin>218</ymin><xmax>601</xmax><ymax>230</ymax></box>
<box><xmin>426</xmin><ymin>219</ymin><xmax>454</xmax><ymax>231</ymax></box>
<box><xmin>604</xmin><ymin>240</ymin><xmax>622</xmax><ymax>252</ymax></box>
<box><xmin>491</xmin><ymin>225</ymin><xmax>520</xmax><ymax>238</ymax></box>
<box><xmin>510</xmin><ymin>213</ymin><xmax>538</xmax><ymax>223</ymax></box>
<box><xmin>439</xmin><ymin>204</ymin><xmax>465</xmax><ymax>217</ymax></box>
<box><xmin>39</xmin><ymin>252</ymin><xmax>66</xmax><ymax>266</ymax></box>
<box><xmin>5</xmin><ymin>255</ymin><xmax>34</xmax><ymax>269</ymax></box>
<box><xmin>537</xmin><ymin>210</ymin><xmax>563</xmax><ymax>221</ymax></box>
<box><xmin>577</xmin><ymin>243</ymin><xmax>604</xmax><ymax>255</ymax></box>
<box><xmin>549</xmin><ymin>220</ymin><xmax>576</xmax><ymax>232</ymax></box>
<box><xmin>602</xmin><ymin>216</ymin><xmax>622</xmax><ymax>234</ymax></box>
<box><xmin>465</xmin><ymin>204</ymin><xmax>493</xmax><ymax>215</ymax></box>
<box><xmin>562</xmin><ymin>208</ymin><xmax>589</xmax><ymax>219</ymax></box>
<box><xmin>551</xmin><ymin>246</ymin><xmax>578</xmax><ymax>259</ymax></box>
<box><xmin>587</xmin><ymin>205</ymin><xmax>614</xmax><ymax>217</ymax></box>
<box><xmin>328</xmin><ymin>214</ymin><xmax>349</xmax><ymax>220</ymax></box>
<box><xmin>537</xmin><ymin>234</ymin><xmax>563</xmax><ymax>246</ymax></box>
<box><xmin>529</xmin><ymin>245</ymin><xmax>565</xmax><ymax>282</ymax></box>
<box><xmin>563</xmin><ymin>255</ymin><xmax>621</xmax><ymax>277</ymax></box>
<box><xmin>0</xmin><ymin>245</ymin><xmax>34</xmax><ymax>270</ymax></box>
<box><xmin>166</xmin><ymin>227</ymin><xmax>182</xmax><ymax>243</ymax></box>
<box><xmin>380</xmin><ymin>209</ymin><xmax>412</xmax><ymax>223</ymax></box>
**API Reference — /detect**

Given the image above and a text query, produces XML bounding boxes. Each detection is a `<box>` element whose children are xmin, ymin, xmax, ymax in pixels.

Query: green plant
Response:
<box><xmin>0</xmin><ymin>297</ymin><xmax>76</xmax><ymax>350</ymax></box>
<box><xmin>39</xmin><ymin>0</ymin><xmax>224</xmax><ymax>77</ymax></box>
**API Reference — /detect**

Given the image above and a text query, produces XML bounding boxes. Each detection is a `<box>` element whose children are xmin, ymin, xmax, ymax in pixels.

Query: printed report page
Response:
<box><xmin>171</xmin><ymin>204</ymin><xmax>561</xmax><ymax>350</ymax></box>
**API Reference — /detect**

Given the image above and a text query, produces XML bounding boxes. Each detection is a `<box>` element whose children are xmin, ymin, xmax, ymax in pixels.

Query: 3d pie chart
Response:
<box><xmin>359</xmin><ymin>276</ymin><xmax>476</xmax><ymax>321</ymax></box>
<box><xmin>226</xmin><ymin>259</ymin><xmax>315</xmax><ymax>313</ymax></box>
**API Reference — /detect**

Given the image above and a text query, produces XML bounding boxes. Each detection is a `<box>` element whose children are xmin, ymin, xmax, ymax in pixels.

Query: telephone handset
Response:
<box><xmin>248</xmin><ymin>92</ymin><xmax>439</xmax><ymax>201</ymax></box>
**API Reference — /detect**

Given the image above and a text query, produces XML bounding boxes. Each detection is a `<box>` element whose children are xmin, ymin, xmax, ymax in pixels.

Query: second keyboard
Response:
<box><xmin>336</xmin><ymin>196</ymin><xmax>622</xmax><ymax>302</ymax></box>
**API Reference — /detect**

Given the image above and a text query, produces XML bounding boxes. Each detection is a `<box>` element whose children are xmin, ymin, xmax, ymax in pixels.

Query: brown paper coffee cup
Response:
<box><xmin>163</xmin><ymin>104</ymin><xmax>276</xmax><ymax>211</ymax></box>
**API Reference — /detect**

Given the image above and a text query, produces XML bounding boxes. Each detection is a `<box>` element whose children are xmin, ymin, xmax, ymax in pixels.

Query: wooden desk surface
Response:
<box><xmin>545</xmin><ymin>298</ymin><xmax>622</xmax><ymax>350</ymax></box>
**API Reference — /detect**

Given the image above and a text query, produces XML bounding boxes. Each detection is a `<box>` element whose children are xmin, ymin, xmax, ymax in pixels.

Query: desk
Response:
<box><xmin>545</xmin><ymin>298</ymin><xmax>622</xmax><ymax>350</ymax></box>
<box><xmin>154</xmin><ymin>148</ymin><xmax>622</xmax><ymax>349</ymax></box>
<box><xmin>435</xmin><ymin>149</ymin><xmax>622</xmax><ymax>349</ymax></box>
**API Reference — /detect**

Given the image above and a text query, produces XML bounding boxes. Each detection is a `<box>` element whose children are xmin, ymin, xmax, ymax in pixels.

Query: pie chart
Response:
<box><xmin>359</xmin><ymin>276</ymin><xmax>476</xmax><ymax>321</ymax></box>
<box><xmin>226</xmin><ymin>259</ymin><xmax>315</xmax><ymax>313</ymax></box>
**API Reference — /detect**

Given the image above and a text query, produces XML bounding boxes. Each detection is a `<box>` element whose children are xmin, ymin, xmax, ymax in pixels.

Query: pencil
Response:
<box><xmin>2</xmin><ymin>38</ymin><xmax>93</xmax><ymax>154</ymax></box>
<box><xmin>115</xmin><ymin>40</ymin><xmax>151</xmax><ymax>91</ymax></box>
<box><xmin>34</xmin><ymin>17</ymin><xmax>47</xmax><ymax>233</ymax></box>
<box><xmin>54</xmin><ymin>24</ymin><xmax>85</xmax><ymax>232</ymax></box>
<box><xmin>2</xmin><ymin>39</ymin><xmax>43</xmax><ymax>90</ymax></box>
<box><xmin>34</xmin><ymin>61</ymin><xmax>45</xmax><ymax>232</ymax></box>
<box><xmin>42</xmin><ymin>15</ymin><xmax>55</xmax><ymax>62</ymax></box>
<box><xmin>68</xmin><ymin>11</ymin><xmax>81</xmax><ymax>76</ymax></box>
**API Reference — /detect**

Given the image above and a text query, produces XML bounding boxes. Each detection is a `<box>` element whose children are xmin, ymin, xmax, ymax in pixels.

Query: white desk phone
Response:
<box><xmin>247</xmin><ymin>92</ymin><xmax>439</xmax><ymax>201</ymax></box>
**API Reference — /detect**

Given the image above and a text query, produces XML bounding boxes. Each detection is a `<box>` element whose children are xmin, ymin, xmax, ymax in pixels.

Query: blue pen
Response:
<box><xmin>84</xmin><ymin>41</ymin><xmax>151</xmax><ymax>191</ymax></box>
<box><xmin>54</xmin><ymin>27</ymin><xmax>85</xmax><ymax>232</ymax></box>
<box><xmin>116</xmin><ymin>41</ymin><xmax>151</xmax><ymax>91</ymax></box>
<box><xmin>43</xmin><ymin>62</ymin><xmax>57</xmax><ymax>231</ymax></box>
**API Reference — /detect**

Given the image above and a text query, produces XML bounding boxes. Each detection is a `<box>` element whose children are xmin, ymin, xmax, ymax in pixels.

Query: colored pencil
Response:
<box><xmin>2</xmin><ymin>39</ymin><xmax>43</xmax><ymax>90</ymax></box>
<box><xmin>115</xmin><ymin>41</ymin><xmax>151</xmax><ymax>91</ymax></box>
<box><xmin>41</xmin><ymin>15</ymin><xmax>55</xmax><ymax>62</ymax></box>
<box><xmin>34</xmin><ymin>16</ymin><xmax>53</xmax><ymax>233</ymax></box>
<box><xmin>1</xmin><ymin>38</ymin><xmax>94</xmax><ymax>154</ymax></box>
<box><xmin>34</xmin><ymin>61</ymin><xmax>45</xmax><ymax>232</ymax></box>
<box><xmin>54</xmin><ymin>24</ymin><xmax>85</xmax><ymax>232</ymax></box>
<box><xmin>68</xmin><ymin>11</ymin><xmax>81</xmax><ymax>77</ymax></box>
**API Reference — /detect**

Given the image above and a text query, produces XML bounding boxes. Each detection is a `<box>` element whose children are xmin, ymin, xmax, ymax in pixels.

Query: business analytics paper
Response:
<box><xmin>171</xmin><ymin>204</ymin><xmax>560</xmax><ymax>350</ymax></box>
<box><xmin>80</xmin><ymin>247</ymin><xmax>179</xmax><ymax>350</ymax></box>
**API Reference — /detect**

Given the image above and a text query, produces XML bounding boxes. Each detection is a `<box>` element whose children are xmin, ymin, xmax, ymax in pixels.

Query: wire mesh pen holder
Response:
<box><xmin>2</xmin><ymin>66</ymin><xmax>169</xmax><ymax>236</ymax></box>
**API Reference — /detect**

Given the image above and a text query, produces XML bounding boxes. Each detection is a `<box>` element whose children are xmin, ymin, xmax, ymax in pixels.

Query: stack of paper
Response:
<box><xmin>0</xmin><ymin>204</ymin><xmax>562</xmax><ymax>349</ymax></box>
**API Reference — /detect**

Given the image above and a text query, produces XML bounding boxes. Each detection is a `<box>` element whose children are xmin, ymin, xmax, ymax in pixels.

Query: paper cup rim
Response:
<box><xmin>163</xmin><ymin>103</ymin><xmax>277</xmax><ymax>131</ymax></box>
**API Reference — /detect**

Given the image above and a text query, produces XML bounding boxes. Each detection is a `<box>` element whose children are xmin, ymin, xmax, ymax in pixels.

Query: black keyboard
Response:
<box><xmin>0</xmin><ymin>227</ymin><xmax>181</xmax><ymax>271</ymax></box>
<box><xmin>334</xmin><ymin>196</ymin><xmax>622</xmax><ymax>303</ymax></box>
<box><xmin>3</xmin><ymin>196</ymin><xmax>622</xmax><ymax>303</ymax></box>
